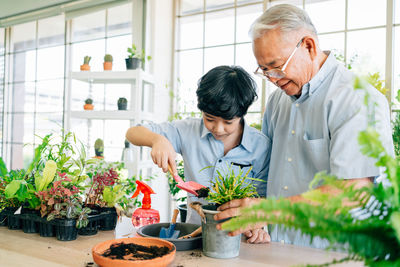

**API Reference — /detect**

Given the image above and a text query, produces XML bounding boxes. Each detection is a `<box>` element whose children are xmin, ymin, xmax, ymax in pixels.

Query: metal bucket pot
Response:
<box><xmin>201</xmin><ymin>205</ymin><xmax>240</xmax><ymax>259</ymax></box>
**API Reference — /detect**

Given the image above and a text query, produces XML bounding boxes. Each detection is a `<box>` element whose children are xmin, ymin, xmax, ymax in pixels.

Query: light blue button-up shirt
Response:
<box><xmin>143</xmin><ymin>118</ymin><xmax>270</xmax><ymax>224</ymax></box>
<box><xmin>262</xmin><ymin>51</ymin><xmax>394</xmax><ymax>248</ymax></box>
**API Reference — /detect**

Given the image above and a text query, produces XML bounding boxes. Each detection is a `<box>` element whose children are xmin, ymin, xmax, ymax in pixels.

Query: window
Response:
<box><xmin>69</xmin><ymin>3</ymin><xmax>133</xmax><ymax>162</ymax></box>
<box><xmin>174</xmin><ymin>0</ymin><xmax>399</xmax><ymax>125</ymax></box>
<box><xmin>175</xmin><ymin>0</ymin><xmax>264</xmax><ymax>125</ymax></box>
<box><xmin>1</xmin><ymin>3</ymin><xmax>133</xmax><ymax>168</ymax></box>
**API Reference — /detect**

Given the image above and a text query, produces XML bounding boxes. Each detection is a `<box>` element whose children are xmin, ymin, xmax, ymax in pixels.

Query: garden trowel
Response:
<box><xmin>159</xmin><ymin>209</ymin><xmax>180</xmax><ymax>239</ymax></box>
<box><xmin>168</xmin><ymin>164</ymin><xmax>207</xmax><ymax>197</ymax></box>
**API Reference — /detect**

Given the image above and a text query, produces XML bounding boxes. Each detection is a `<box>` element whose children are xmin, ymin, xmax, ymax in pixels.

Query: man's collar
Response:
<box><xmin>291</xmin><ymin>51</ymin><xmax>336</xmax><ymax>102</ymax></box>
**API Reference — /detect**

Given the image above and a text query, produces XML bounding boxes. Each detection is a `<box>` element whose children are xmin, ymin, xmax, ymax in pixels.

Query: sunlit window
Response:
<box><xmin>175</xmin><ymin>0</ymin><xmax>398</xmax><ymax>125</ymax></box>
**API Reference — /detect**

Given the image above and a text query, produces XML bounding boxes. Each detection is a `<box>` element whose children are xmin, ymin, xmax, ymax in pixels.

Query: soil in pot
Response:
<box><xmin>102</xmin><ymin>242</ymin><xmax>171</xmax><ymax>260</ymax></box>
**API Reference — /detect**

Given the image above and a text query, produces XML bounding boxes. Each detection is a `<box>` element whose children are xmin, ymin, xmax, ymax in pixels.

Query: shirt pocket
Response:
<box><xmin>230</xmin><ymin>162</ymin><xmax>254</xmax><ymax>178</ymax></box>
<box><xmin>302</xmin><ymin>133</ymin><xmax>330</xmax><ymax>173</ymax></box>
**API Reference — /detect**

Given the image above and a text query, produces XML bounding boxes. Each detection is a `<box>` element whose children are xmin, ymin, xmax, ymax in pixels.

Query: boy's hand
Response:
<box><xmin>244</xmin><ymin>228</ymin><xmax>270</xmax><ymax>244</ymax></box>
<box><xmin>151</xmin><ymin>135</ymin><xmax>177</xmax><ymax>174</ymax></box>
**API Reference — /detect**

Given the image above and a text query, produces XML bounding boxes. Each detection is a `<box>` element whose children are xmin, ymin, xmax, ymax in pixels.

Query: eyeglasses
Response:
<box><xmin>254</xmin><ymin>37</ymin><xmax>305</xmax><ymax>80</ymax></box>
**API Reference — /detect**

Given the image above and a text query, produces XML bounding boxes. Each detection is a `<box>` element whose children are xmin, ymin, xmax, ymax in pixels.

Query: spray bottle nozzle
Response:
<box><xmin>131</xmin><ymin>180</ymin><xmax>155</xmax><ymax>209</ymax></box>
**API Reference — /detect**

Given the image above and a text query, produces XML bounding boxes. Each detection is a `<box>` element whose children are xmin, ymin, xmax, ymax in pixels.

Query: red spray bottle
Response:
<box><xmin>131</xmin><ymin>180</ymin><xmax>160</xmax><ymax>227</ymax></box>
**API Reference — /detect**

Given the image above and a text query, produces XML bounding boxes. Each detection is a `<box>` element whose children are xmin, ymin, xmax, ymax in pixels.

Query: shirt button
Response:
<box><xmin>283</xmin><ymin>186</ymin><xmax>288</xmax><ymax>190</ymax></box>
<box><xmin>218</xmin><ymin>159</ymin><xmax>222</xmax><ymax>163</ymax></box>
<box><xmin>291</xmin><ymin>130</ymin><xmax>295</xmax><ymax>135</ymax></box>
<box><xmin>295</xmin><ymin>103</ymin><xmax>299</xmax><ymax>107</ymax></box>
<box><xmin>287</xmin><ymin>157</ymin><xmax>292</xmax><ymax>162</ymax></box>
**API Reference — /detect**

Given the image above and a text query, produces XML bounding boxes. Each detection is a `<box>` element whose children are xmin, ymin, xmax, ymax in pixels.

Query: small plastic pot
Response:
<box><xmin>55</xmin><ymin>219</ymin><xmax>78</xmax><ymax>241</ymax></box>
<box><xmin>7</xmin><ymin>214</ymin><xmax>22</xmax><ymax>230</ymax></box>
<box><xmin>38</xmin><ymin>219</ymin><xmax>55</xmax><ymax>237</ymax></box>
<box><xmin>21</xmin><ymin>208</ymin><xmax>39</xmax><ymax>233</ymax></box>
<box><xmin>177</xmin><ymin>204</ymin><xmax>187</xmax><ymax>223</ymax></box>
<box><xmin>99</xmin><ymin>207</ymin><xmax>118</xmax><ymax>231</ymax></box>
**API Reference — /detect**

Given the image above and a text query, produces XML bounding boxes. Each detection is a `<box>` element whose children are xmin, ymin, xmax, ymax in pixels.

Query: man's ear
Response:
<box><xmin>304</xmin><ymin>36</ymin><xmax>318</xmax><ymax>61</ymax></box>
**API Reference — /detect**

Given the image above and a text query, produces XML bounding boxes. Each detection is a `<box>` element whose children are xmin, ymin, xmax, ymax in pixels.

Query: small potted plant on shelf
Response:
<box><xmin>84</xmin><ymin>98</ymin><xmax>94</xmax><ymax>110</ymax></box>
<box><xmin>94</xmin><ymin>138</ymin><xmax>104</xmax><ymax>159</ymax></box>
<box><xmin>117</xmin><ymin>97</ymin><xmax>128</xmax><ymax>110</ymax></box>
<box><xmin>103</xmin><ymin>54</ymin><xmax>113</xmax><ymax>71</ymax></box>
<box><xmin>125</xmin><ymin>43</ymin><xmax>151</xmax><ymax>70</ymax></box>
<box><xmin>80</xmin><ymin>56</ymin><xmax>91</xmax><ymax>71</ymax></box>
<box><xmin>197</xmin><ymin>166</ymin><xmax>259</xmax><ymax>259</ymax></box>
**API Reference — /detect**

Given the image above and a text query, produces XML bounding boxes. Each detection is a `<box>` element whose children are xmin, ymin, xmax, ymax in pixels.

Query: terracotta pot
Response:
<box><xmin>103</xmin><ymin>62</ymin><xmax>112</xmax><ymax>71</ymax></box>
<box><xmin>84</xmin><ymin>104</ymin><xmax>94</xmax><ymax>110</ymax></box>
<box><xmin>92</xmin><ymin>237</ymin><xmax>176</xmax><ymax>267</ymax></box>
<box><xmin>80</xmin><ymin>64</ymin><xmax>90</xmax><ymax>71</ymax></box>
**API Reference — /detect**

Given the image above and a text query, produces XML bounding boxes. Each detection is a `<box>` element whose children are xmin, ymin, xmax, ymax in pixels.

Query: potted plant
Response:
<box><xmin>80</xmin><ymin>56</ymin><xmax>91</xmax><ymax>71</ymax></box>
<box><xmin>0</xmin><ymin>159</ymin><xmax>23</xmax><ymax>228</ymax></box>
<box><xmin>125</xmin><ymin>44</ymin><xmax>151</xmax><ymax>70</ymax></box>
<box><xmin>94</xmin><ymin>138</ymin><xmax>104</xmax><ymax>158</ymax></box>
<box><xmin>103</xmin><ymin>54</ymin><xmax>113</xmax><ymax>71</ymax></box>
<box><xmin>84</xmin><ymin>98</ymin><xmax>94</xmax><ymax>110</ymax></box>
<box><xmin>199</xmin><ymin>166</ymin><xmax>259</xmax><ymax>259</ymax></box>
<box><xmin>100</xmin><ymin>184</ymin><xmax>125</xmax><ymax>230</ymax></box>
<box><xmin>117</xmin><ymin>97</ymin><xmax>128</xmax><ymax>110</ymax></box>
<box><xmin>36</xmin><ymin>176</ymin><xmax>91</xmax><ymax>240</ymax></box>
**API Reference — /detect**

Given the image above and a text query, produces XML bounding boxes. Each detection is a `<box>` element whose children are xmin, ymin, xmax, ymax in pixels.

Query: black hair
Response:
<box><xmin>196</xmin><ymin>65</ymin><xmax>258</xmax><ymax>120</ymax></box>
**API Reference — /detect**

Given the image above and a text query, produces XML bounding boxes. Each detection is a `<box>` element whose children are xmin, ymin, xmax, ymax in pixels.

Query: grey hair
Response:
<box><xmin>249</xmin><ymin>4</ymin><xmax>318</xmax><ymax>40</ymax></box>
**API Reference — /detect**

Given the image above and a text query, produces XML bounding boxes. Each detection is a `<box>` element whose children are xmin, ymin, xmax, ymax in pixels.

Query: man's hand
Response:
<box><xmin>150</xmin><ymin>135</ymin><xmax>177</xmax><ymax>174</ymax></box>
<box><xmin>214</xmin><ymin>198</ymin><xmax>264</xmax><ymax>236</ymax></box>
<box><xmin>244</xmin><ymin>228</ymin><xmax>270</xmax><ymax>244</ymax></box>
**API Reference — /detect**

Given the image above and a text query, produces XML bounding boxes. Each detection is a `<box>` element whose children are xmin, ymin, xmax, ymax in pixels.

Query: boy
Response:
<box><xmin>126</xmin><ymin>65</ymin><xmax>270</xmax><ymax>243</ymax></box>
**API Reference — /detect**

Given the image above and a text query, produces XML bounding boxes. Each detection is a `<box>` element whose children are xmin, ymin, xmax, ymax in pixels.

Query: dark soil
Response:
<box><xmin>102</xmin><ymin>242</ymin><xmax>171</xmax><ymax>260</ymax></box>
<box><xmin>189</xmin><ymin>251</ymin><xmax>202</xmax><ymax>258</ymax></box>
<box><xmin>195</xmin><ymin>187</ymin><xmax>210</xmax><ymax>198</ymax></box>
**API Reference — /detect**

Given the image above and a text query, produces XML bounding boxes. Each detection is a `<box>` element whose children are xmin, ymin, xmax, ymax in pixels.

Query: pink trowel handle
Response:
<box><xmin>168</xmin><ymin>165</ymin><xmax>184</xmax><ymax>184</ymax></box>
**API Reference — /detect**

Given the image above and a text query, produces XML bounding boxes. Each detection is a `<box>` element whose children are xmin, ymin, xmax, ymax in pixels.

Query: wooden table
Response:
<box><xmin>0</xmin><ymin>227</ymin><xmax>363</xmax><ymax>267</ymax></box>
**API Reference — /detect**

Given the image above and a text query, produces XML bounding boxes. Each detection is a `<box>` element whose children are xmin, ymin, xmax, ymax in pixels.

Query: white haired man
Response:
<box><xmin>215</xmin><ymin>4</ymin><xmax>394</xmax><ymax>248</ymax></box>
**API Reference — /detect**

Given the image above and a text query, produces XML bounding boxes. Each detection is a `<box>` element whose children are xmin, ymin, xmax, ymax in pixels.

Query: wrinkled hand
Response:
<box><xmin>150</xmin><ymin>136</ymin><xmax>177</xmax><ymax>174</ymax></box>
<box><xmin>214</xmin><ymin>198</ymin><xmax>265</xmax><ymax>236</ymax></box>
<box><xmin>244</xmin><ymin>228</ymin><xmax>270</xmax><ymax>244</ymax></box>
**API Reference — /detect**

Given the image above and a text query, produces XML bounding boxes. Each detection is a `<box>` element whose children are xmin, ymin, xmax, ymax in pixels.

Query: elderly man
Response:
<box><xmin>215</xmin><ymin>4</ymin><xmax>394</xmax><ymax>248</ymax></box>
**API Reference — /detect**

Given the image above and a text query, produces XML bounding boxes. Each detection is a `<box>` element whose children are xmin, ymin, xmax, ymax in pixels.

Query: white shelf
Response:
<box><xmin>70</xmin><ymin>70</ymin><xmax>154</xmax><ymax>84</ymax></box>
<box><xmin>71</xmin><ymin>110</ymin><xmax>154</xmax><ymax>121</ymax></box>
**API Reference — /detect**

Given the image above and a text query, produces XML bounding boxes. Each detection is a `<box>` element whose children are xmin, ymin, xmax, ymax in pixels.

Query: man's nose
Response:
<box><xmin>214</xmin><ymin>122</ymin><xmax>224</xmax><ymax>133</ymax></box>
<box><xmin>268</xmin><ymin>76</ymin><xmax>280</xmax><ymax>84</ymax></box>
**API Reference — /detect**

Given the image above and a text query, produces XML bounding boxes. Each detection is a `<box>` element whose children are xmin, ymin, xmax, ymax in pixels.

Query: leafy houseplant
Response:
<box><xmin>117</xmin><ymin>97</ymin><xmax>128</xmax><ymax>110</ymax></box>
<box><xmin>125</xmin><ymin>44</ymin><xmax>151</xmax><ymax>70</ymax></box>
<box><xmin>80</xmin><ymin>56</ymin><xmax>91</xmax><ymax>71</ymax></box>
<box><xmin>103</xmin><ymin>54</ymin><xmax>113</xmax><ymax>71</ymax></box>
<box><xmin>222</xmin><ymin>85</ymin><xmax>400</xmax><ymax>266</ymax></box>
<box><xmin>84</xmin><ymin>98</ymin><xmax>94</xmax><ymax>110</ymax></box>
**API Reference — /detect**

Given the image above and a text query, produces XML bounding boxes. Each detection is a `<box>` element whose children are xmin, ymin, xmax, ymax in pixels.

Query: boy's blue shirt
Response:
<box><xmin>142</xmin><ymin>117</ymin><xmax>271</xmax><ymax>224</ymax></box>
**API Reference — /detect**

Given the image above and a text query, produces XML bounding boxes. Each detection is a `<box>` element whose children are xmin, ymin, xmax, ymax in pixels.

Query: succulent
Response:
<box><xmin>85</xmin><ymin>98</ymin><xmax>93</xmax><ymax>104</ymax></box>
<box><xmin>94</xmin><ymin>138</ymin><xmax>104</xmax><ymax>157</ymax></box>
<box><xmin>83</xmin><ymin>56</ymin><xmax>91</xmax><ymax>65</ymax></box>
<box><xmin>118</xmin><ymin>97</ymin><xmax>127</xmax><ymax>104</ymax></box>
<box><xmin>104</xmin><ymin>54</ymin><xmax>113</xmax><ymax>62</ymax></box>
